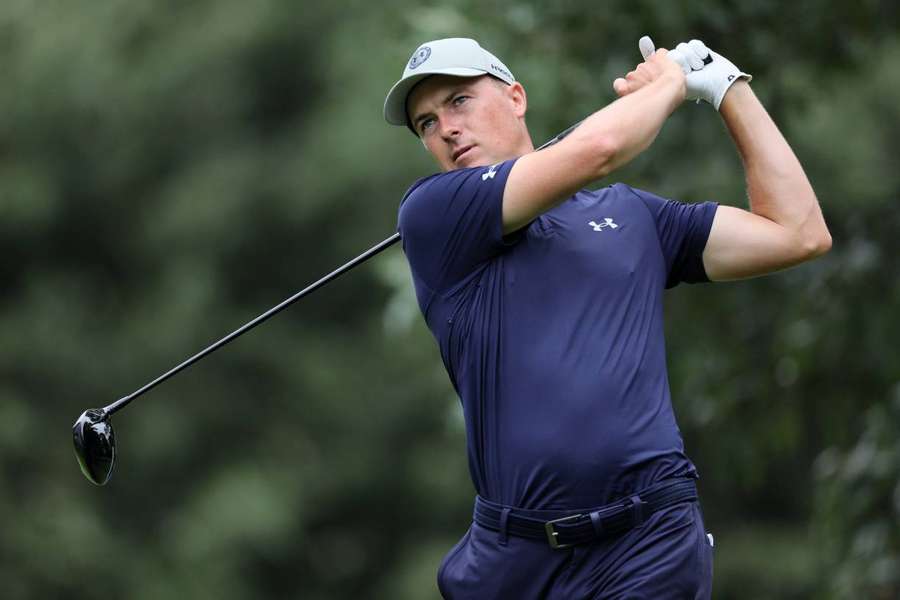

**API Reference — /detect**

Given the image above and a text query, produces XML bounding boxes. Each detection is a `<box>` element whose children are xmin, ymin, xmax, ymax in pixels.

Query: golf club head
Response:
<box><xmin>73</xmin><ymin>408</ymin><xmax>116</xmax><ymax>485</ymax></box>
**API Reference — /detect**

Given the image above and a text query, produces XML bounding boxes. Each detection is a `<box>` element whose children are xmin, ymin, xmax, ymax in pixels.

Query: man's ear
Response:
<box><xmin>506</xmin><ymin>82</ymin><xmax>527</xmax><ymax>119</ymax></box>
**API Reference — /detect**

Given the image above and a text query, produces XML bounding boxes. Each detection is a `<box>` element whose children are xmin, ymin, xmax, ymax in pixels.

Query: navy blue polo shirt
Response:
<box><xmin>398</xmin><ymin>158</ymin><xmax>718</xmax><ymax>510</ymax></box>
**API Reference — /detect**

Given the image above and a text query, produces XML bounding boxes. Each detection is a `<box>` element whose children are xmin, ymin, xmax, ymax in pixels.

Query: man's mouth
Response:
<box><xmin>452</xmin><ymin>145</ymin><xmax>475</xmax><ymax>163</ymax></box>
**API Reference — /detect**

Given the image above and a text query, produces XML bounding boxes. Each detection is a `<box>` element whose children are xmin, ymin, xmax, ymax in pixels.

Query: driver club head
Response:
<box><xmin>73</xmin><ymin>408</ymin><xmax>116</xmax><ymax>486</ymax></box>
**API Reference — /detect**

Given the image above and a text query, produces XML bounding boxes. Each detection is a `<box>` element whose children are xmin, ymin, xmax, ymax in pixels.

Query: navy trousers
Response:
<box><xmin>437</xmin><ymin>501</ymin><xmax>713</xmax><ymax>599</ymax></box>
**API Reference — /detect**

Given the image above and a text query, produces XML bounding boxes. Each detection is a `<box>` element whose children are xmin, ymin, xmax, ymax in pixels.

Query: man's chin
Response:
<box><xmin>453</xmin><ymin>152</ymin><xmax>492</xmax><ymax>171</ymax></box>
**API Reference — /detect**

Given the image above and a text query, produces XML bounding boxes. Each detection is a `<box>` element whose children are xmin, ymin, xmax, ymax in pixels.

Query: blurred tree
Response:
<box><xmin>0</xmin><ymin>0</ymin><xmax>896</xmax><ymax>598</ymax></box>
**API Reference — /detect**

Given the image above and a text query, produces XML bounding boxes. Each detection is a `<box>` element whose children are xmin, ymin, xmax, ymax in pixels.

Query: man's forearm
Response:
<box><xmin>502</xmin><ymin>56</ymin><xmax>684</xmax><ymax>234</ymax></box>
<box><xmin>565</xmin><ymin>70</ymin><xmax>685</xmax><ymax>179</ymax></box>
<box><xmin>719</xmin><ymin>82</ymin><xmax>831</xmax><ymax>252</ymax></box>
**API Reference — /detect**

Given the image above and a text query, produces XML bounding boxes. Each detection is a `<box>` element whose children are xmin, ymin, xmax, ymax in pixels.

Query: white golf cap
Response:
<box><xmin>383</xmin><ymin>38</ymin><xmax>515</xmax><ymax>130</ymax></box>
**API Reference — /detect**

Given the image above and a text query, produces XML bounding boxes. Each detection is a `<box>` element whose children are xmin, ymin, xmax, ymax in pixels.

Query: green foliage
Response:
<box><xmin>0</xmin><ymin>1</ymin><xmax>896</xmax><ymax>598</ymax></box>
<box><xmin>814</xmin><ymin>388</ymin><xmax>900</xmax><ymax>599</ymax></box>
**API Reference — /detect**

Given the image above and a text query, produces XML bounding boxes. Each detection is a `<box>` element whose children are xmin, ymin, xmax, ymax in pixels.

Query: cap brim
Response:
<box><xmin>383</xmin><ymin>67</ymin><xmax>487</xmax><ymax>127</ymax></box>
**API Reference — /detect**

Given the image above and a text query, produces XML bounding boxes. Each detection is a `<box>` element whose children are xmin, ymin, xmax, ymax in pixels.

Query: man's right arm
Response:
<box><xmin>502</xmin><ymin>49</ymin><xmax>686</xmax><ymax>234</ymax></box>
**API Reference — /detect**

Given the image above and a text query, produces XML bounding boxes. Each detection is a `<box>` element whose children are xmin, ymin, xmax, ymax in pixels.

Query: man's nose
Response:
<box><xmin>438</xmin><ymin>115</ymin><xmax>462</xmax><ymax>140</ymax></box>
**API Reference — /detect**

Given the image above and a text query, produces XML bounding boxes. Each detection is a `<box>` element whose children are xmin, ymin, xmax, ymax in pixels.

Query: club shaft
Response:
<box><xmin>537</xmin><ymin>120</ymin><xmax>583</xmax><ymax>150</ymax></box>
<box><xmin>102</xmin><ymin>119</ymin><xmax>583</xmax><ymax>417</ymax></box>
<box><xmin>104</xmin><ymin>233</ymin><xmax>401</xmax><ymax>415</ymax></box>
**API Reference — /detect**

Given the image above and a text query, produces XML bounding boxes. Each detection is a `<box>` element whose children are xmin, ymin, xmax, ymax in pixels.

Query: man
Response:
<box><xmin>383</xmin><ymin>36</ymin><xmax>830</xmax><ymax>599</ymax></box>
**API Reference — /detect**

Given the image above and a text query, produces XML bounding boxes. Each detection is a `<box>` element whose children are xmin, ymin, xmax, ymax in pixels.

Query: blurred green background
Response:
<box><xmin>1</xmin><ymin>0</ymin><xmax>897</xmax><ymax>598</ymax></box>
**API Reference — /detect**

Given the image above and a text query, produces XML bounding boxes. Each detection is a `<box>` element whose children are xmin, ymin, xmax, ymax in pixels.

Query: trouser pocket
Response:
<box><xmin>693</xmin><ymin>504</ymin><xmax>714</xmax><ymax>599</ymax></box>
<box><xmin>437</xmin><ymin>526</ymin><xmax>472</xmax><ymax>599</ymax></box>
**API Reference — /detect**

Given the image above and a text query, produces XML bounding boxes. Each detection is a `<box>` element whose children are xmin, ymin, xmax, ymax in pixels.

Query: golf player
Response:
<box><xmin>384</xmin><ymin>36</ymin><xmax>830</xmax><ymax>599</ymax></box>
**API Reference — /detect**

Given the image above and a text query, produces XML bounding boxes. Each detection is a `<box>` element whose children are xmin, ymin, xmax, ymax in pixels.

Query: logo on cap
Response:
<box><xmin>409</xmin><ymin>46</ymin><xmax>431</xmax><ymax>70</ymax></box>
<box><xmin>490</xmin><ymin>64</ymin><xmax>511</xmax><ymax>79</ymax></box>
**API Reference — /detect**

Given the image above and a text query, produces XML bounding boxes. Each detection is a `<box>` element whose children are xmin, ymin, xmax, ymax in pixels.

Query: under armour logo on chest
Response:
<box><xmin>588</xmin><ymin>218</ymin><xmax>618</xmax><ymax>231</ymax></box>
<box><xmin>482</xmin><ymin>164</ymin><xmax>498</xmax><ymax>181</ymax></box>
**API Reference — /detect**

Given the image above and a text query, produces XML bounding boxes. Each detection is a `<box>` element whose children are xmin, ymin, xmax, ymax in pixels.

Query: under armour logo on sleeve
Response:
<box><xmin>588</xmin><ymin>218</ymin><xmax>618</xmax><ymax>231</ymax></box>
<box><xmin>482</xmin><ymin>164</ymin><xmax>499</xmax><ymax>181</ymax></box>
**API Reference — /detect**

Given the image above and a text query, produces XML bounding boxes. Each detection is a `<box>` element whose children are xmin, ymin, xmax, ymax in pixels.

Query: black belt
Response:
<box><xmin>473</xmin><ymin>478</ymin><xmax>698</xmax><ymax>550</ymax></box>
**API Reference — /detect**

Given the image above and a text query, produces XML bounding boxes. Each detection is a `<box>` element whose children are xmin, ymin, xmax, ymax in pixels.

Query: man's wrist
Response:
<box><xmin>656</xmin><ymin>70</ymin><xmax>687</xmax><ymax>107</ymax></box>
<box><xmin>718</xmin><ymin>79</ymin><xmax>753</xmax><ymax>116</ymax></box>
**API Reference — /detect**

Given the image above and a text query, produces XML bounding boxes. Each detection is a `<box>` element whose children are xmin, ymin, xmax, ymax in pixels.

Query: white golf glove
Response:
<box><xmin>640</xmin><ymin>36</ymin><xmax>752</xmax><ymax>110</ymax></box>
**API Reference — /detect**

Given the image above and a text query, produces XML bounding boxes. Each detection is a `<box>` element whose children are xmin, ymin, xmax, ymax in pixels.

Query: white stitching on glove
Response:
<box><xmin>640</xmin><ymin>36</ymin><xmax>752</xmax><ymax>110</ymax></box>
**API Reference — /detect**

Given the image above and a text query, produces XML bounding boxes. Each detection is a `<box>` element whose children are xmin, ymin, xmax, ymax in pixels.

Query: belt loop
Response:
<box><xmin>498</xmin><ymin>508</ymin><xmax>511</xmax><ymax>546</ymax></box>
<box><xmin>589</xmin><ymin>511</ymin><xmax>603</xmax><ymax>537</ymax></box>
<box><xmin>628</xmin><ymin>495</ymin><xmax>646</xmax><ymax>528</ymax></box>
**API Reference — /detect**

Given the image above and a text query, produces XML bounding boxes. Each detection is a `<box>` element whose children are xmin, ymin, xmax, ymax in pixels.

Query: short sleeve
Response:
<box><xmin>624</xmin><ymin>185</ymin><xmax>718</xmax><ymax>288</ymax></box>
<box><xmin>398</xmin><ymin>159</ymin><xmax>518</xmax><ymax>293</ymax></box>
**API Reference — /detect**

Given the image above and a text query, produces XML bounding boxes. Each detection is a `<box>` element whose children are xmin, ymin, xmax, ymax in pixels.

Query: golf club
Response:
<box><xmin>73</xmin><ymin>119</ymin><xmax>584</xmax><ymax>486</ymax></box>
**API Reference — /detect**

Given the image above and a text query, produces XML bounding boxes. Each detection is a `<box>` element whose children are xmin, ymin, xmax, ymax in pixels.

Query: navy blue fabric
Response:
<box><xmin>437</xmin><ymin>501</ymin><xmax>714</xmax><ymax>599</ymax></box>
<box><xmin>398</xmin><ymin>159</ymin><xmax>718</xmax><ymax>511</ymax></box>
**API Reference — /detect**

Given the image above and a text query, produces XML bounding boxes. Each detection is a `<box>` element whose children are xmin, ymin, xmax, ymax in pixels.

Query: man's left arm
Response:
<box><xmin>702</xmin><ymin>80</ymin><xmax>832</xmax><ymax>280</ymax></box>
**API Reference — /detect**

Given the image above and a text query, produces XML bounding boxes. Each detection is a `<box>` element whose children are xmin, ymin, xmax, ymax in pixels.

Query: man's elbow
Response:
<box><xmin>800</xmin><ymin>228</ymin><xmax>832</xmax><ymax>260</ymax></box>
<box><xmin>796</xmin><ymin>198</ymin><xmax>832</xmax><ymax>260</ymax></box>
<box><xmin>578</xmin><ymin>133</ymin><xmax>619</xmax><ymax>180</ymax></box>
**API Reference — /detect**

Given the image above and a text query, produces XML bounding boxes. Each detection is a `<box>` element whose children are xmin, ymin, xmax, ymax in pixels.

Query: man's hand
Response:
<box><xmin>612</xmin><ymin>42</ymin><xmax>686</xmax><ymax>100</ymax></box>
<box><xmin>615</xmin><ymin>36</ymin><xmax>752</xmax><ymax>110</ymax></box>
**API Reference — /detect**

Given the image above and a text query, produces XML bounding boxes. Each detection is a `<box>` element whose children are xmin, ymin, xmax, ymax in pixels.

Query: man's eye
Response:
<box><xmin>452</xmin><ymin>95</ymin><xmax>469</xmax><ymax>106</ymax></box>
<box><xmin>420</xmin><ymin>118</ymin><xmax>435</xmax><ymax>134</ymax></box>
